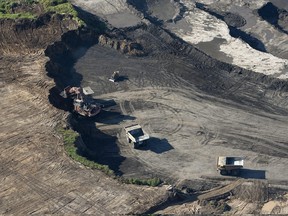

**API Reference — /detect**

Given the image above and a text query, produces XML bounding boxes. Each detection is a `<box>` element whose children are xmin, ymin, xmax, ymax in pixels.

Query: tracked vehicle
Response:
<box><xmin>109</xmin><ymin>71</ymin><xmax>120</xmax><ymax>82</ymax></box>
<box><xmin>60</xmin><ymin>86</ymin><xmax>101</xmax><ymax>117</ymax></box>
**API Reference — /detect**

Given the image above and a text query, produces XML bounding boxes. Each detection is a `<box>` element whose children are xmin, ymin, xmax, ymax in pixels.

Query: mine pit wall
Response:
<box><xmin>0</xmin><ymin>14</ymin><xmax>87</xmax><ymax>127</ymax></box>
<box><xmin>45</xmin><ymin>28</ymin><xmax>99</xmax><ymax>87</ymax></box>
<box><xmin>0</xmin><ymin>13</ymin><xmax>78</xmax><ymax>55</ymax></box>
<box><xmin>43</xmin><ymin>18</ymin><xmax>110</xmax><ymax>163</ymax></box>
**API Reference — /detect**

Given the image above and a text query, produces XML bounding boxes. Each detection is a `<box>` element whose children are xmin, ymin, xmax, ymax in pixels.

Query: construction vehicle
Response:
<box><xmin>124</xmin><ymin>124</ymin><xmax>150</xmax><ymax>149</ymax></box>
<box><xmin>109</xmin><ymin>71</ymin><xmax>120</xmax><ymax>82</ymax></box>
<box><xmin>60</xmin><ymin>86</ymin><xmax>101</xmax><ymax>117</ymax></box>
<box><xmin>217</xmin><ymin>156</ymin><xmax>244</xmax><ymax>175</ymax></box>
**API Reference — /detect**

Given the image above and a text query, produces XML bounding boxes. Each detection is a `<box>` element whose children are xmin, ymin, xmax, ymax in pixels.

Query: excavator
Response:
<box><xmin>60</xmin><ymin>86</ymin><xmax>101</xmax><ymax>117</ymax></box>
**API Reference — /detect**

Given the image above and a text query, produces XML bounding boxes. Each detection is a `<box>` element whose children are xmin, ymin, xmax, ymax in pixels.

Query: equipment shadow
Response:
<box><xmin>69</xmin><ymin>114</ymin><xmax>125</xmax><ymax>176</ymax></box>
<box><xmin>92</xmin><ymin>110</ymin><xmax>136</xmax><ymax>124</ymax></box>
<box><xmin>140</xmin><ymin>137</ymin><xmax>174</xmax><ymax>154</ymax></box>
<box><xmin>240</xmin><ymin>168</ymin><xmax>266</xmax><ymax>179</ymax></box>
<box><xmin>116</xmin><ymin>75</ymin><xmax>129</xmax><ymax>82</ymax></box>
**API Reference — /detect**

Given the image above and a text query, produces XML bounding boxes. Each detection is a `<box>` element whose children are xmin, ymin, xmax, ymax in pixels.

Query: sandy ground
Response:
<box><xmin>70</xmin><ymin>0</ymin><xmax>288</xmax><ymax>186</ymax></box>
<box><xmin>261</xmin><ymin>196</ymin><xmax>288</xmax><ymax>214</ymax></box>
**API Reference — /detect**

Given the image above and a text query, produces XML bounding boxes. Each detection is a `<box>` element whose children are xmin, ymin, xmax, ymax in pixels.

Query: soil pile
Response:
<box><xmin>98</xmin><ymin>34</ymin><xmax>145</xmax><ymax>56</ymax></box>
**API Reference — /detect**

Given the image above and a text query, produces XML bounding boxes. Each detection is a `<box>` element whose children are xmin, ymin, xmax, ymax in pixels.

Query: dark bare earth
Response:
<box><xmin>0</xmin><ymin>0</ymin><xmax>288</xmax><ymax>215</ymax></box>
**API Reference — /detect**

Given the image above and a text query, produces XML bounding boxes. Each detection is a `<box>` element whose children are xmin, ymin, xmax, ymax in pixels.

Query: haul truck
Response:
<box><xmin>124</xmin><ymin>124</ymin><xmax>149</xmax><ymax>149</ymax></box>
<box><xmin>217</xmin><ymin>156</ymin><xmax>244</xmax><ymax>175</ymax></box>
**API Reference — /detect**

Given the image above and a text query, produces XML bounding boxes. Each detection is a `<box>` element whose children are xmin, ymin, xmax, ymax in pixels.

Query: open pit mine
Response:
<box><xmin>0</xmin><ymin>0</ymin><xmax>288</xmax><ymax>214</ymax></box>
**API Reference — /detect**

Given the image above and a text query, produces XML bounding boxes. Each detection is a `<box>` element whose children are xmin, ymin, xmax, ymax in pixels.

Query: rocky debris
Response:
<box><xmin>224</xmin><ymin>12</ymin><xmax>247</xmax><ymax>28</ymax></box>
<box><xmin>201</xmin><ymin>199</ymin><xmax>231</xmax><ymax>215</ymax></box>
<box><xmin>232</xmin><ymin>180</ymin><xmax>268</xmax><ymax>203</ymax></box>
<box><xmin>98</xmin><ymin>34</ymin><xmax>145</xmax><ymax>56</ymax></box>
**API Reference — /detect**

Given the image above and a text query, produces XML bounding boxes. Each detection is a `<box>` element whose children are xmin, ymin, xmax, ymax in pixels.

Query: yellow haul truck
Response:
<box><xmin>217</xmin><ymin>156</ymin><xmax>244</xmax><ymax>175</ymax></box>
<box><xmin>124</xmin><ymin>124</ymin><xmax>150</xmax><ymax>149</ymax></box>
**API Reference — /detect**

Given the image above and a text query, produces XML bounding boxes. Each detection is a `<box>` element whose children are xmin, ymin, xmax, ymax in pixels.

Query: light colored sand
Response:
<box><xmin>261</xmin><ymin>197</ymin><xmax>288</xmax><ymax>214</ymax></box>
<box><xmin>219</xmin><ymin>38</ymin><xmax>288</xmax><ymax>77</ymax></box>
<box><xmin>167</xmin><ymin>0</ymin><xmax>288</xmax><ymax>79</ymax></box>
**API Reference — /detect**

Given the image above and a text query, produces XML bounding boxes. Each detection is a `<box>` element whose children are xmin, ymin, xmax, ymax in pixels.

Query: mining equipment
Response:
<box><xmin>124</xmin><ymin>124</ymin><xmax>150</xmax><ymax>149</ymax></box>
<box><xmin>217</xmin><ymin>156</ymin><xmax>244</xmax><ymax>175</ymax></box>
<box><xmin>60</xmin><ymin>86</ymin><xmax>101</xmax><ymax>117</ymax></box>
<box><xmin>109</xmin><ymin>71</ymin><xmax>120</xmax><ymax>82</ymax></box>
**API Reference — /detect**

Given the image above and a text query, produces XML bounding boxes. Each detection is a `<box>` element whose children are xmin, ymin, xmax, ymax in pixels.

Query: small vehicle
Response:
<box><xmin>124</xmin><ymin>124</ymin><xmax>149</xmax><ymax>149</ymax></box>
<box><xmin>217</xmin><ymin>156</ymin><xmax>244</xmax><ymax>175</ymax></box>
<box><xmin>109</xmin><ymin>71</ymin><xmax>120</xmax><ymax>82</ymax></box>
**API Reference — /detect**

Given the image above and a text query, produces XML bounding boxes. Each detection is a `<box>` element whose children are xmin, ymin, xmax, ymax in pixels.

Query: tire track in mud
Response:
<box><xmin>230</xmin><ymin>128</ymin><xmax>287</xmax><ymax>159</ymax></box>
<box><xmin>69</xmin><ymin>11</ymin><xmax>288</xmax><ymax>194</ymax></box>
<box><xmin>119</xmin><ymin>90</ymin><xmax>184</xmax><ymax>136</ymax></box>
<box><xmin>264</xmin><ymin>87</ymin><xmax>288</xmax><ymax>108</ymax></box>
<box><xmin>105</xmin><ymin>80</ymin><xmax>288</xmax><ymax>180</ymax></box>
<box><xmin>117</xmin><ymin>91</ymin><xmax>185</xmax><ymax>182</ymax></box>
<box><xmin>117</xmin><ymin>131</ymin><xmax>177</xmax><ymax>183</ymax></box>
<box><xmin>224</xmin><ymin>133</ymin><xmax>288</xmax><ymax>157</ymax></box>
<box><xmin>141</xmin><ymin>102</ymin><xmax>183</xmax><ymax>135</ymax></box>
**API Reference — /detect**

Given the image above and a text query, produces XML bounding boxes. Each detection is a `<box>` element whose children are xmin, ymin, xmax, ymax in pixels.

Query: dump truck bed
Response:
<box><xmin>217</xmin><ymin>156</ymin><xmax>244</xmax><ymax>171</ymax></box>
<box><xmin>125</xmin><ymin>124</ymin><xmax>149</xmax><ymax>144</ymax></box>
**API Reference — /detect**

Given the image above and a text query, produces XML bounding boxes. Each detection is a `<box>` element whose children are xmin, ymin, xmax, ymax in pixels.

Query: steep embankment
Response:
<box><xmin>0</xmin><ymin>8</ymin><xmax>168</xmax><ymax>215</ymax></box>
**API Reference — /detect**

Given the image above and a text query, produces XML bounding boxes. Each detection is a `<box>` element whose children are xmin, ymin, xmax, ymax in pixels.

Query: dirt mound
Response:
<box><xmin>98</xmin><ymin>34</ymin><xmax>145</xmax><ymax>56</ymax></box>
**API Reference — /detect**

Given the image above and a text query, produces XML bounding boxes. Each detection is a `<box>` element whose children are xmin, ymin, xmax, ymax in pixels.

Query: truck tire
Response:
<box><xmin>220</xmin><ymin>170</ymin><xmax>227</xmax><ymax>175</ymax></box>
